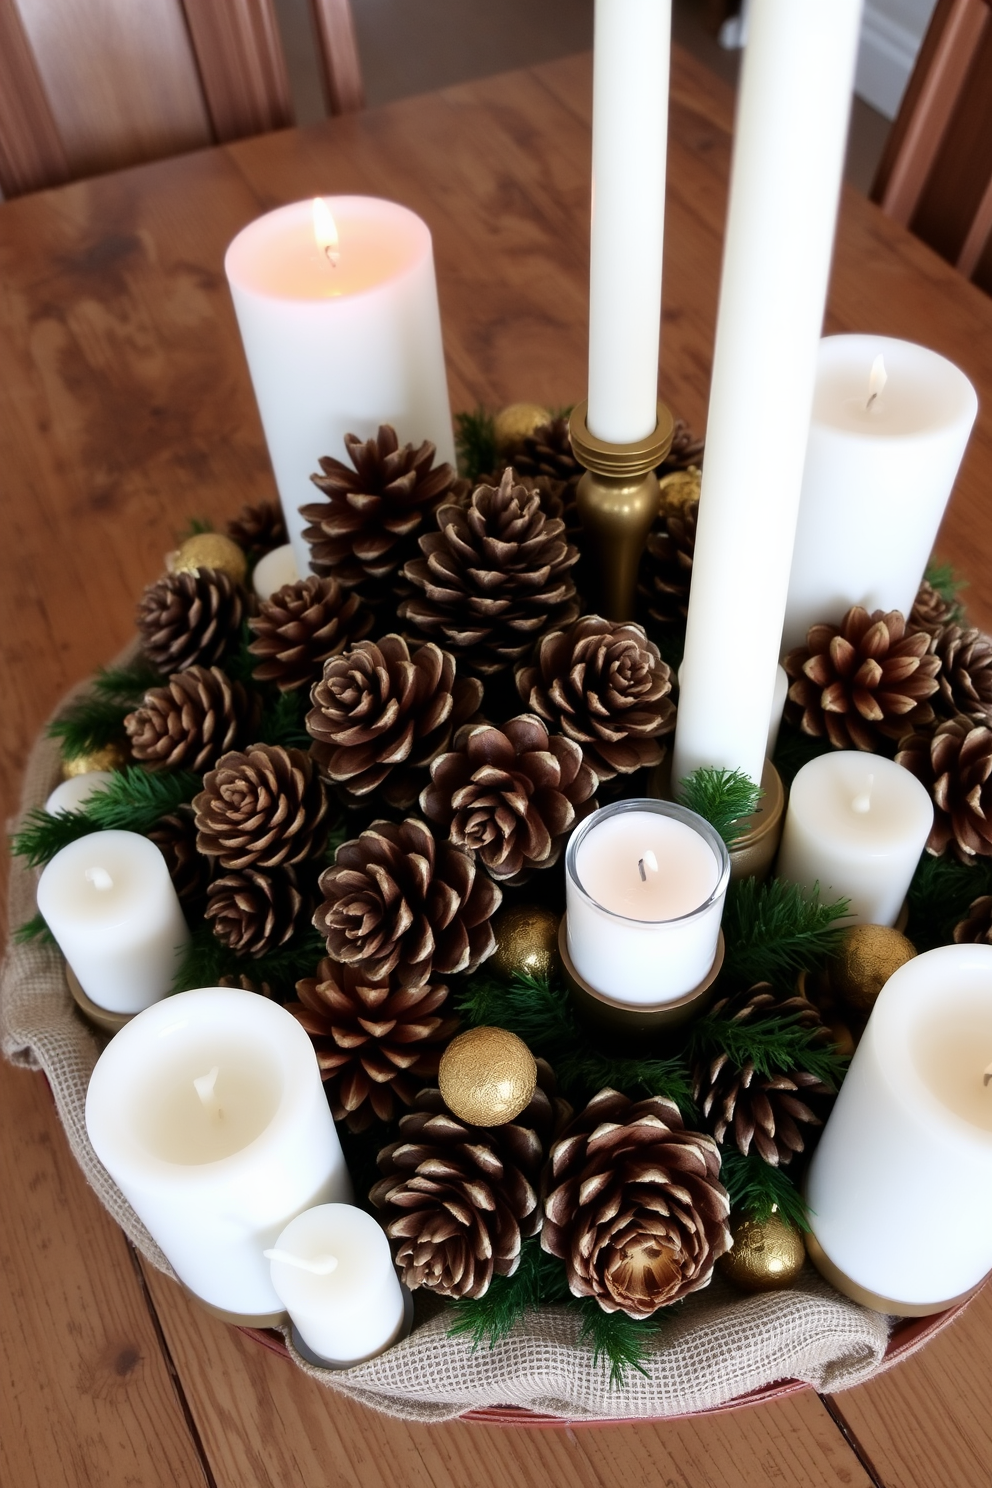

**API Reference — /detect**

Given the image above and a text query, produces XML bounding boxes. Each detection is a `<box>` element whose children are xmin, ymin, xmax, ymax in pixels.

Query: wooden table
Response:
<box><xmin>3</xmin><ymin>44</ymin><xmax>992</xmax><ymax>1488</ymax></box>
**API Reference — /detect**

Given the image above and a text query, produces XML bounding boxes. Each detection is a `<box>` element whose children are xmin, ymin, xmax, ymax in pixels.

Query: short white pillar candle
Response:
<box><xmin>37</xmin><ymin>830</ymin><xmax>190</xmax><ymax>1014</ymax></box>
<box><xmin>85</xmin><ymin>988</ymin><xmax>351</xmax><ymax>1319</ymax></box>
<box><xmin>565</xmin><ymin>799</ymin><xmax>729</xmax><ymax>1004</ymax></box>
<box><xmin>267</xmin><ymin>1204</ymin><xmax>406</xmax><ymax>1366</ymax></box>
<box><xmin>44</xmin><ymin>771</ymin><xmax>114</xmax><ymax>816</ymax></box>
<box><xmin>252</xmin><ymin>543</ymin><xmax>299</xmax><ymax>599</ymax></box>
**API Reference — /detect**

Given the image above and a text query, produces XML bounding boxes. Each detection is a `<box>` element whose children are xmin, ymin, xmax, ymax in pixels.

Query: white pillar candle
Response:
<box><xmin>807</xmin><ymin>944</ymin><xmax>992</xmax><ymax>1309</ymax></box>
<box><xmin>672</xmin><ymin>0</ymin><xmax>864</xmax><ymax>790</ymax></box>
<box><xmin>766</xmin><ymin>664</ymin><xmax>789</xmax><ymax>760</ymax></box>
<box><xmin>252</xmin><ymin>543</ymin><xmax>299</xmax><ymax>600</ymax></box>
<box><xmin>782</xmin><ymin>336</ymin><xmax>978</xmax><ymax>652</ymax></box>
<box><xmin>44</xmin><ymin>770</ymin><xmax>114</xmax><ymax>816</ymax></box>
<box><xmin>225</xmin><ymin>196</ymin><xmax>456</xmax><ymax>575</ymax></box>
<box><xmin>565</xmin><ymin>799</ymin><xmax>729</xmax><ymax>1003</ymax></box>
<box><xmin>267</xmin><ymin>1204</ymin><xmax>406</xmax><ymax>1365</ymax></box>
<box><xmin>85</xmin><ymin>989</ymin><xmax>351</xmax><ymax>1319</ymax></box>
<box><xmin>37</xmin><ymin>831</ymin><xmax>190</xmax><ymax>1014</ymax></box>
<box><xmin>586</xmin><ymin>0</ymin><xmax>671</xmax><ymax>444</ymax></box>
<box><xmin>775</xmin><ymin>753</ymin><xmax>933</xmax><ymax>925</ymax></box>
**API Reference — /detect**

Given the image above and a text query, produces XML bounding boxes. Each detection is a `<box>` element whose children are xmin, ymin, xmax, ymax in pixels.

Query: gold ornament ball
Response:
<box><xmin>718</xmin><ymin>1213</ymin><xmax>806</xmax><ymax>1293</ymax></box>
<box><xmin>63</xmin><ymin>740</ymin><xmax>130</xmax><ymax>778</ymax></box>
<box><xmin>490</xmin><ymin>904</ymin><xmax>561</xmax><ymax>984</ymax></box>
<box><xmin>830</xmin><ymin>924</ymin><xmax>917</xmax><ymax>1015</ymax></box>
<box><xmin>657</xmin><ymin>466</ymin><xmax>701</xmax><ymax>517</ymax></box>
<box><xmin>170</xmin><ymin>532</ymin><xmax>248</xmax><ymax>586</ymax></box>
<box><xmin>493</xmin><ymin>402</ymin><xmax>551</xmax><ymax>456</ymax></box>
<box><xmin>438</xmin><ymin>1026</ymin><xmax>537</xmax><ymax>1127</ymax></box>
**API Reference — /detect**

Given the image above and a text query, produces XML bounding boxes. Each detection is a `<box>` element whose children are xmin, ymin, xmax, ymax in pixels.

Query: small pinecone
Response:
<box><xmin>217</xmin><ymin>971</ymin><xmax>274</xmax><ymax>996</ymax></box>
<box><xmin>400</xmin><ymin>469</ymin><xmax>580</xmax><ymax>675</ymax></box>
<box><xmin>370</xmin><ymin>1068</ymin><xmax>564</xmax><ymax>1299</ymax></box>
<box><xmin>137</xmin><ymin>568</ymin><xmax>246</xmax><ymax>673</ymax></box>
<box><xmin>896</xmin><ymin>715</ymin><xmax>992</xmax><ymax>860</ymax></box>
<box><xmin>226</xmin><ymin>499</ymin><xmax>287</xmax><ymax>560</ymax></box>
<box><xmin>639</xmin><ymin>501</ymin><xmax>697</xmax><ymax>625</ymax></box>
<box><xmin>516</xmin><ymin>616</ymin><xmax>675</xmax><ymax>782</ymax></box>
<box><xmin>931</xmin><ymin>623</ymin><xmax>992</xmax><ymax>723</ymax></box>
<box><xmin>692</xmin><ymin>984</ymin><xmax>834</xmax><ymax>1167</ymax></box>
<box><xmin>505</xmin><ymin>415</ymin><xmax>582</xmax><ymax>500</ymax></box>
<box><xmin>194</xmin><ymin>743</ymin><xmax>329</xmax><ymax>870</ymax></box>
<box><xmin>910</xmin><ymin>578</ymin><xmax>956</xmax><ymax>635</ymax></box>
<box><xmin>290</xmin><ymin>959</ymin><xmax>458</xmax><ymax>1131</ymax></box>
<box><xmin>542</xmin><ymin>1090</ymin><xmax>731</xmax><ymax>1317</ymax></box>
<box><xmin>147</xmin><ymin>806</ymin><xmax>215</xmax><ymax>910</ymax></box>
<box><xmin>205</xmin><ymin>866</ymin><xmax>308</xmax><ymax>957</ymax></box>
<box><xmin>421</xmin><ymin>716</ymin><xmax>598</xmax><ymax>883</ymax></box>
<box><xmin>124</xmin><ymin>666</ymin><xmax>260</xmax><ymax>772</ymax></box>
<box><xmin>954</xmin><ymin>895</ymin><xmax>992</xmax><ymax>945</ymax></box>
<box><xmin>315</xmin><ymin>817</ymin><xmax>502</xmax><ymax>988</ymax></box>
<box><xmin>306</xmin><ymin>635</ymin><xmax>483</xmax><ymax>809</ymax></box>
<box><xmin>784</xmin><ymin>605</ymin><xmax>940</xmax><ymax>751</ymax></box>
<box><xmin>658</xmin><ymin>418</ymin><xmax>705</xmax><ymax>474</ymax></box>
<box><xmin>300</xmin><ymin>425</ymin><xmax>460</xmax><ymax>602</ymax></box>
<box><xmin>248</xmin><ymin>576</ymin><xmax>373</xmax><ymax>693</ymax></box>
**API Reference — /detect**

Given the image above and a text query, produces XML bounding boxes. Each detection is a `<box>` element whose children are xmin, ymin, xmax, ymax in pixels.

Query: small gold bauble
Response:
<box><xmin>493</xmin><ymin>402</ymin><xmax>551</xmax><ymax>456</ymax></box>
<box><xmin>827</xmin><ymin>1019</ymin><xmax>857</xmax><ymax>1059</ymax></box>
<box><xmin>63</xmin><ymin>740</ymin><xmax>130</xmax><ymax>778</ymax></box>
<box><xmin>718</xmin><ymin>1212</ymin><xmax>806</xmax><ymax>1293</ymax></box>
<box><xmin>170</xmin><ymin>532</ymin><xmax>248</xmax><ymax>585</ymax></box>
<box><xmin>830</xmin><ymin>924</ymin><xmax>917</xmax><ymax>1015</ymax></box>
<box><xmin>657</xmin><ymin>466</ymin><xmax>701</xmax><ymax>516</ymax></box>
<box><xmin>438</xmin><ymin>1026</ymin><xmax>537</xmax><ymax>1127</ymax></box>
<box><xmin>490</xmin><ymin>905</ymin><xmax>561</xmax><ymax>984</ymax></box>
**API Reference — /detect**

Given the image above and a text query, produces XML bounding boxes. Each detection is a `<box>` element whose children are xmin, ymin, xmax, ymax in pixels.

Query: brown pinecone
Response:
<box><xmin>896</xmin><ymin>715</ymin><xmax>992</xmax><ymax>860</ymax></box>
<box><xmin>692</xmin><ymin>984</ymin><xmax>835</xmax><ymax>1167</ymax></box>
<box><xmin>516</xmin><ymin>616</ymin><xmax>675</xmax><ymax>783</ymax></box>
<box><xmin>315</xmin><ymin>817</ymin><xmax>502</xmax><ymax>988</ymax></box>
<box><xmin>205</xmin><ymin>866</ymin><xmax>309</xmax><ymax>957</ymax></box>
<box><xmin>784</xmin><ymin>606</ymin><xmax>940</xmax><ymax>751</ymax></box>
<box><xmin>289</xmin><ymin>959</ymin><xmax>458</xmax><ymax>1132</ymax></box>
<box><xmin>226</xmin><ymin>499</ymin><xmax>287</xmax><ymax>560</ymax></box>
<box><xmin>421</xmin><ymin>716</ymin><xmax>598</xmax><ymax>883</ymax></box>
<box><xmin>124</xmin><ymin>666</ymin><xmax>260</xmax><ymax>772</ymax></box>
<box><xmin>910</xmin><ymin>578</ymin><xmax>956</xmax><ymax>635</ymax></box>
<box><xmin>658</xmin><ymin>418</ymin><xmax>705</xmax><ymax>474</ymax></box>
<box><xmin>147</xmin><ymin>806</ymin><xmax>215</xmax><ymax>911</ymax></box>
<box><xmin>370</xmin><ymin>1068</ymin><xmax>564</xmax><ymax>1299</ymax></box>
<box><xmin>931</xmin><ymin>623</ymin><xmax>992</xmax><ymax>723</ymax></box>
<box><xmin>306</xmin><ymin>635</ymin><xmax>483</xmax><ymax>809</ymax></box>
<box><xmin>954</xmin><ymin>895</ymin><xmax>992</xmax><ymax>945</ymax></box>
<box><xmin>505</xmin><ymin>415</ymin><xmax>582</xmax><ymax>500</ymax></box>
<box><xmin>542</xmin><ymin>1089</ymin><xmax>731</xmax><ymax>1317</ymax></box>
<box><xmin>248</xmin><ymin>575</ymin><xmax>373</xmax><ymax>693</ymax></box>
<box><xmin>300</xmin><ymin>425</ymin><xmax>460</xmax><ymax>601</ymax></box>
<box><xmin>194</xmin><ymin>743</ymin><xmax>329</xmax><ymax>870</ymax></box>
<box><xmin>217</xmin><ymin>971</ymin><xmax>274</xmax><ymax>996</ymax></box>
<box><xmin>639</xmin><ymin>501</ymin><xmax>698</xmax><ymax>625</ymax></box>
<box><xmin>137</xmin><ymin>569</ymin><xmax>246</xmax><ymax>674</ymax></box>
<box><xmin>400</xmin><ymin>470</ymin><xmax>580</xmax><ymax>676</ymax></box>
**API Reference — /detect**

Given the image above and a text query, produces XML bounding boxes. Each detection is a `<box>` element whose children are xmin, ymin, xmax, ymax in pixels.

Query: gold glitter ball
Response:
<box><xmin>718</xmin><ymin>1212</ymin><xmax>805</xmax><ymax>1293</ymax></box>
<box><xmin>493</xmin><ymin>402</ymin><xmax>552</xmax><ymax>456</ymax></box>
<box><xmin>657</xmin><ymin>466</ymin><xmax>701</xmax><ymax>516</ymax></box>
<box><xmin>63</xmin><ymin>740</ymin><xmax>130</xmax><ymax>778</ymax></box>
<box><xmin>830</xmin><ymin>924</ymin><xmax>917</xmax><ymax>1015</ymax></box>
<box><xmin>490</xmin><ymin>905</ymin><xmax>560</xmax><ymax>984</ymax></box>
<box><xmin>438</xmin><ymin>1026</ymin><xmax>537</xmax><ymax>1127</ymax></box>
<box><xmin>170</xmin><ymin>532</ymin><xmax>248</xmax><ymax>585</ymax></box>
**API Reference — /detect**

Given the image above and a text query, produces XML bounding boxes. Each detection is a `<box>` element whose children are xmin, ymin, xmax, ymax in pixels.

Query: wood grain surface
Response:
<box><xmin>3</xmin><ymin>45</ymin><xmax>992</xmax><ymax>1488</ymax></box>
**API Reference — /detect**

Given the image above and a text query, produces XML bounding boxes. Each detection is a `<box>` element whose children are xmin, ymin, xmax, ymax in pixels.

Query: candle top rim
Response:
<box><xmin>813</xmin><ymin>334</ymin><xmax>978</xmax><ymax>437</ymax></box>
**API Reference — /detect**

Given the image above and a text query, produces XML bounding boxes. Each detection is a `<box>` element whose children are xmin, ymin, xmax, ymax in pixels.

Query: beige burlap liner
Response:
<box><xmin>2</xmin><ymin>672</ymin><xmax>930</xmax><ymax>1424</ymax></box>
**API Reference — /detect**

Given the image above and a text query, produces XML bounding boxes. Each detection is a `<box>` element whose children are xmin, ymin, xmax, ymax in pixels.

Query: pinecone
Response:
<box><xmin>147</xmin><ymin>806</ymin><xmax>215</xmax><ymax>911</ymax></box>
<box><xmin>692</xmin><ymin>984</ymin><xmax>835</xmax><ymax>1167</ymax></box>
<box><xmin>137</xmin><ymin>569</ymin><xmax>246</xmax><ymax>674</ymax></box>
<box><xmin>226</xmin><ymin>499</ymin><xmax>287</xmax><ymax>560</ymax></box>
<box><xmin>658</xmin><ymin>418</ymin><xmax>705</xmax><ymax>474</ymax></box>
<box><xmin>217</xmin><ymin>971</ymin><xmax>274</xmax><ymax>996</ymax></box>
<box><xmin>205</xmin><ymin>866</ymin><xmax>309</xmax><ymax>957</ymax></box>
<box><xmin>400</xmin><ymin>470</ymin><xmax>580</xmax><ymax>676</ymax></box>
<box><xmin>290</xmin><ymin>959</ymin><xmax>458</xmax><ymax>1132</ymax></box>
<box><xmin>306</xmin><ymin>635</ymin><xmax>483</xmax><ymax>809</ymax></box>
<box><xmin>896</xmin><ymin>715</ymin><xmax>992</xmax><ymax>860</ymax></box>
<box><xmin>370</xmin><ymin>1068</ymin><xmax>564</xmax><ymax>1299</ymax></box>
<box><xmin>421</xmin><ymin>716</ymin><xmax>598</xmax><ymax>883</ymax></box>
<box><xmin>516</xmin><ymin>616</ymin><xmax>675</xmax><ymax>783</ymax></box>
<box><xmin>542</xmin><ymin>1090</ymin><xmax>731</xmax><ymax>1317</ymax></box>
<box><xmin>954</xmin><ymin>895</ymin><xmax>992</xmax><ymax>945</ymax></box>
<box><xmin>124</xmin><ymin>666</ymin><xmax>260</xmax><ymax>772</ymax></box>
<box><xmin>784</xmin><ymin>606</ymin><xmax>940</xmax><ymax>752</ymax></box>
<box><xmin>639</xmin><ymin>501</ymin><xmax>698</xmax><ymax>625</ymax></box>
<box><xmin>300</xmin><ymin>425</ymin><xmax>460</xmax><ymax>602</ymax></box>
<box><xmin>910</xmin><ymin>578</ymin><xmax>956</xmax><ymax>635</ymax></box>
<box><xmin>248</xmin><ymin>576</ymin><xmax>373</xmax><ymax>693</ymax></box>
<box><xmin>931</xmin><ymin>623</ymin><xmax>992</xmax><ymax>723</ymax></box>
<box><xmin>505</xmin><ymin>415</ymin><xmax>582</xmax><ymax>501</ymax></box>
<box><xmin>194</xmin><ymin>743</ymin><xmax>329</xmax><ymax>870</ymax></box>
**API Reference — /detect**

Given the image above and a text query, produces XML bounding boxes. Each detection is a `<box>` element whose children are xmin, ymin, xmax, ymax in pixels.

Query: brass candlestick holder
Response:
<box><xmin>568</xmin><ymin>400</ymin><xmax>675</xmax><ymax>622</ymax></box>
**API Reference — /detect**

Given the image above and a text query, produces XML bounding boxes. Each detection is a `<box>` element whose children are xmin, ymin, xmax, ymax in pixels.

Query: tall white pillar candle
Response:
<box><xmin>782</xmin><ymin>336</ymin><xmax>978</xmax><ymax>652</ymax></box>
<box><xmin>807</xmin><ymin>944</ymin><xmax>992</xmax><ymax>1309</ymax></box>
<box><xmin>672</xmin><ymin>0</ymin><xmax>864</xmax><ymax>789</ymax></box>
<box><xmin>225</xmin><ymin>197</ymin><xmax>456</xmax><ymax>575</ymax></box>
<box><xmin>775</xmin><ymin>753</ymin><xmax>933</xmax><ymax>925</ymax></box>
<box><xmin>85</xmin><ymin>989</ymin><xmax>351</xmax><ymax>1318</ymax></box>
<box><xmin>37</xmin><ymin>831</ymin><xmax>190</xmax><ymax>1014</ymax></box>
<box><xmin>586</xmin><ymin>0</ymin><xmax>671</xmax><ymax>444</ymax></box>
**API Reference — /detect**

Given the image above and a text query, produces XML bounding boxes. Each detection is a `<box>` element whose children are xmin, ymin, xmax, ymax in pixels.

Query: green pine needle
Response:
<box><xmin>257</xmin><ymin>688</ymin><xmax>311</xmax><ymax>750</ymax></box>
<box><xmin>11</xmin><ymin>808</ymin><xmax>96</xmax><ymax>867</ymax></box>
<box><xmin>13</xmin><ymin>912</ymin><xmax>55</xmax><ymax>945</ymax></box>
<box><xmin>678</xmin><ymin>768</ymin><xmax>761</xmax><ymax>847</ymax></box>
<box><xmin>771</xmin><ymin>723</ymin><xmax>834</xmax><ymax>790</ymax></box>
<box><xmin>179</xmin><ymin>516</ymin><xmax>214</xmax><ymax>539</ymax></box>
<box><xmin>722</xmin><ymin>877</ymin><xmax>850</xmax><ymax>987</ymax></box>
<box><xmin>576</xmin><ymin>1299</ymin><xmax>661</xmax><ymax>1388</ymax></box>
<box><xmin>91</xmin><ymin>658</ymin><xmax>164</xmax><ymax>701</ymax></box>
<box><xmin>455</xmin><ymin>407</ymin><xmax>498</xmax><ymax>483</ymax></box>
<box><xmin>720</xmin><ymin>1148</ymin><xmax>809</xmax><ymax>1231</ymax></box>
<box><xmin>690</xmin><ymin>1010</ymin><xmax>848</xmax><ymax>1088</ymax></box>
<box><xmin>48</xmin><ymin>695</ymin><xmax>133</xmax><ymax>760</ymax></box>
<box><xmin>172</xmin><ymin>921</ymin><xmax>325</xmax><ymax>1000</ymax></box>
<box><xmin>86</xmin><ymin>767</ymin><xmax>200</xmax><ymax>833</ymax></box>
<box><xmin>924</xmin><ymin>558</ymin><xmax>966</xmax><ymax>615</ymax></box>
<box><xmin>448</xmin><ymin>1239</ymin><xmax>569</xmax><ymax>1350</ymax></box>
<box><xmin>906</xmin><ymin>850</ymin><xmax>992</xmax><ymax>951</ymax></box>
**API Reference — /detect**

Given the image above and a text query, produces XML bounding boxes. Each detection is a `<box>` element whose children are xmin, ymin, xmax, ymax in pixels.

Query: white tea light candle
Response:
<box><xmin>252</xmin><ymin>543</ymin><xmax>299</xmax><ymax>600</ymax></box>
<box><xmin>44</xmin><ymin>771</ymin><xmax>114</xmax><ymax>816</ymax></box>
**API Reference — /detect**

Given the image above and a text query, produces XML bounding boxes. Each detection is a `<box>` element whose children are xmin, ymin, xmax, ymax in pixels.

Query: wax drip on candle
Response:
<box><xmin>866</xmin><ymin>354</ymin><xmax>887</xmax><ymax>411</ymax></box>
<box><xmin>312</xmin><ymin>198</ymin><xmax>339</xmax><ymax>267</ymax></box>
<box><xmin>84</xmin><ymin>865</ymin><xmax>114</xmax><ymax>891</ymax></box>
<box><xmin>638</xmin><ymin>849</ymin><xmax>659</xmax><ymax>882</ymax></box>
<box><xmin>193</xmin><ymin>1065</ymin><xmax>222</xmax><ymax>1118</ymax></box>
<box><xmin>851</xmin><ymin>775</ymin><xmax>875</xmax><ymax>814</ymax></box>
<box><xmin>263</xmin><ymin>1247</ymin><xmax>339</xmax><ymax>1276</ymax></box>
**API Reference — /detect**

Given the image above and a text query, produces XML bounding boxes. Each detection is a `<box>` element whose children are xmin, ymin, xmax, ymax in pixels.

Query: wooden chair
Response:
<box><xmin>0</xmin><ymin>0</ymin><xmax>364</xmax><ymax>199</ymax></box>
<box><xmin>871</xmin><ymin>0</ymin><xmax>992</xmax><ymax>293</ymax></box>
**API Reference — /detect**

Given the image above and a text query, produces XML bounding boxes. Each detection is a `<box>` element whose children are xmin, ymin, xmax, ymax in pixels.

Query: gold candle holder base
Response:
<box><xmin>66</xmin><ymin>965</ymin><xmax>134</xmax><ymax>1036</ymax></box>
<box><xmin>650</xmin><ymin>755</ymin><xmax>785</xmax><ymax>882</ymax></box>
<box><xmin>804</xmin><ymin>1230</ymin><xmax>982</xmax><ymax>1318</ymax></box>
<box><xmin>180</xmin><ymin>1281</ymin><xmax>289</xmax><ymax>1329</ymax></box>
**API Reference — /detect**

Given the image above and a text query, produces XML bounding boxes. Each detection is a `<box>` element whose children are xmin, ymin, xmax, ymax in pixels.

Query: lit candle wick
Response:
<box><xmin>84</xmin><ymin>865</ymin><xmax>114</xmax><ymax>891</ymax></box>
<box><xmin>637</xmin><ymin>849</ymin><xmax>659</xmax><ymax>882</ymax></box>
<box><xmin>983</xmin><ymin>1062</ymin><xmax>992</xmax><ymax>1088</ymax></box>
<box><xmin>311</xmin><ymin>197</ymin><xmax>339</xmax><ymax>268</ymax></box>
<box><xmin>193</xmin><ymin>1065</ymin><xmax>221</xmax><ymax>1117</ymax></box>
<box><xmin>851</xmin><ymin>775</ymin><xmax>874</xmax><ymax>814</ymax></box>
<box><xmin>865</xmin><ymin>353</ymin><xmax>887</xmax><ymax>411</ymax></box>
<box><xmin>263</xmin><ymin>1248</ymin><xmax>339</xmax><ymax>1276</ymax></box>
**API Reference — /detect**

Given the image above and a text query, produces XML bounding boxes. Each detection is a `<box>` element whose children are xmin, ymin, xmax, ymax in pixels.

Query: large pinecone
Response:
<box><xmin>931</xmin><ymin>623</ymin><xmax>992</xmax><ymax>722</ymax></box>
<box><xmin>954</xmin><ymin>895</ymin><xmax>992</xmax><ymax>946</ymax></box>
<box><xmin>226</xmin><ymin>499</ymin><xmax>287</xmax><ymax>560</ymax></box>
<box><xmin>421</xmin><ymin>716</ymin><xmax>598</xmax><ymax>883</ymax></box>
<box><xmin>194</xmin><ymin>743</ymin><xmax>329</xmax><ymax>870</ymax></box>
<box><xmin>370</xmin><ymin>1069</ymin><xmax>564</xmax><ymax>1299</ymax></box>
<box><xmin>290</xmin><ymin>959</ymin><xmax>458</xmax><ymax>1131</ymax></box>
<box><xmin>205</xmin><ymin>866</ymin><xmax>309</xmax><ymax>957</ymax></box>
<box><xmin>910</xmin><ymin>578</ymin><xmax>957</xmax><ymax>635</ymax></box>
<box><xmin>248</xmin><ymin>575</ymin><xmax>372</xmax><ymax>693</ymax></box>
<box><xmin>542</xmin><ymin>1090</ymin><xmax>731</xmax><ymax>1317</ymax></box>
<box><xmin>315</xmin><ymin>817</ymin><xmax>502</xmax><ymax>988</ymax></box>
<box><xmin>400</xmin><ymin>470</ymin><xmax>580</xmax><ymax>676</ymax></box>
<box><xmin>784</xmin><ymin>606</ymin><xmax>940</xmax><ymax>751</ymax></box>
<box><xmin>516</xmin><ymin>616</ymin><xmax>675</xmax><ymax>783</ymax></box>
<box><xmin>306</xmin><ymin>635</ymin><xmax>483</xmax><ymax>809</ymax></box>
<box><xmin>137</xmin><ymin>569</ymin><xmax>246</xmax><ymax>674</ymax></box>
<box><xmin>658</xmin><ymin>418</ymin><xmax>705</xmax><ymax>474</ymax></box>
<box><xmin>692</xmin><ymin>984</ymin><xmax>835</xmax><ymax>1167</ymax></box>
<box><xmin>639</xmin><ymin>501</ymin><xmax>698</xmax><ymax>626</ymax></box>
<box><xmin>504</xmin><ymin>415</ymin><xmax>582</xmax><ymax>501</ymax></box>
<box><xmin>147</xmin><ymin>806</ymin><xmax>215</xmax><ymax>911</ymax></box>
<box><xmin>896</xmin><ymin>715</ymin><xmax>992</xmax><ymax>860</ymax></box>
<box><xmin>124</xmin><ymin>665</ymin><xmax>260</xmax><ymax>772</ymax></box>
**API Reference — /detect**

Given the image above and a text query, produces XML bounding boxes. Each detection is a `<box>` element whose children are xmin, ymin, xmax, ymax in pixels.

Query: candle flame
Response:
<box><xmin>866</xmin><ymin>354</ymin><xmax>887</xmax><ymax>410</ymax></box>
<box><xmin>193</xmin><ymin>1065</ymin><xmax>220</xmax><ymax>1109</ymax></box>
<box><xmin>312</xmin><ymin>198</ymin><xmax>339</xmax><ymax>265</ymax></box>
<box><xmin>84</xmin><ymin>865</ymin><xmax>114</xmax><ymax>891</ymax></box>
<box><xmin>264</xmin><ymin>1247</ymin><xmax>339</xmax><ymax>1276</ymax></box>
<box><xmin>851</xmin><ymin>775</ymin><xmax>874</xmax><ymax>814</ymax></box>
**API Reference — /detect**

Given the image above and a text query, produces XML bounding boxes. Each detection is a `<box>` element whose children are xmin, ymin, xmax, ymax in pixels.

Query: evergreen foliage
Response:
<box><xmin>925</xmin><ymin>557</ymin><xmax>966</xmax><ymax>614</ymax></box>
<box><xmin>257</xmin><ymin>688</ymin><xmax>310</xmax><ymax>751</ymax></box>
<box><xmin>771</xmin><ymin>725</ymin><xmax>833</xmax><ymax>789</ymax></box>
<box><xmin>720</xmin><ymin>1147</ymin><xmax>809</xmax><ymax>1231</ymax></box>
<box><xmin>576</xmin><ymin>1300</ymin><xmax>664</xmax><ymax>1388</ymax></box>
<box><xmin>13</xmin><ymin>912</ymin><xmax>54</xmax><ymax>945</ymax></box>
<box><xmin>721</xmin><ymin>878</ymin><xmax>850</xmax><ymax>988</ymax></box>
<box><xmin>454</xmin><ymin>407</ymin><xmax>498</xmax><ymax>484</ymax></box>
<box><xmin>690</xmin><ymin>1008</ymin><xmax>848</xmax><ymax>1088</ymax></box>
<box><xmin>172</xmin><ymin>921</ymin><xmax>325</xmax><ymax>1001</ymax></box>
<box><xmin>11</xmin><ymin>808</ymin><xmax>95</xmax><ymax>867</ymax></box>
<box><xmin>12</xmin><ymin>768</ymin><xmax>202</xmax><ymax>868</ymax></box>
<box><xmin>906</xmin><ymin>850</ymin><xmax>992</xmax><ymax>951</ymax></box>
<box><xmin>91</xmin><ymin>658</ymin><xmax>164</xmax><ymax>701</ymax></box>
<box><xmin>48</xmin><ymin>695</ymin><xmax>134</xmax><ymax>760</ymax></box>
<box><xmin>678</xmin><ymin>767</ymin><xmax>762</xmax><ymax>846</ymax></box>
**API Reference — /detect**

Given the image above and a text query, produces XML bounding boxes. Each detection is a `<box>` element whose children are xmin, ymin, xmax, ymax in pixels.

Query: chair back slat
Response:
<box><xmin>0</xmin><ymin>0</ymin><xmax>69</xmax><ymax>196</ymax></box>
<box><xmin>309</xmin><ymin>0</ymin><xmax>364</xmax><ymax>114</ymax></box>
<box><xmin>181</xmin><ymin>0</ymin><xmax>293</xmax><ymax>141</ymax></box>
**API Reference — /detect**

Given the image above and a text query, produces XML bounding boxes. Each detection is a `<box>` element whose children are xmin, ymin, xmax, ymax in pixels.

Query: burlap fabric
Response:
<box><xmin>2</xmin><ymin>674</ymin><xmax>900</xmax><ymax>1424</ymax></box>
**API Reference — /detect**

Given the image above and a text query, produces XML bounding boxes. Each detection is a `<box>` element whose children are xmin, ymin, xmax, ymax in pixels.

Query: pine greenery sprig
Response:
<box><xmin>689</xmin><ymin>1008</ymin><xmax>848</xmax><ymax>1089</ymax></box>
<box><xmin>720</xmin><ymin>1148</ymin><xmax>809</xmax><ymax>1231</ymax></box>
<box><xmin>172</xmin><ymin>921</ymin><xmax>325</xmax><ymax>1001</ymax></box>
<box><xmin>257</xmin><ymin>688</ymin><xmax>310</xmax><ymax>751</ymax></box>
<box><xmin>455</xmin><ymin>408</ymin><xmax>498</xmax><ymax>484</ymax></box>
<box><xmin>925</xmin><ymin>557</ymin><xmax>966</xmax><ymax>614</ymax></box>
<box><xmin>678</xmin><ymin>768</ymin><xmax>761</xmax><ymax>847</ymax></box>
<box><xmin>13</xmin><ymin>912</ymin><xmax>54</xmax><ymax>945</ymax></box>
<box><xmin>906</xmin><ymin>850</ymin><xmax>992</xmax><ymax>952</ymax></box>
<box><xmin>11</xmin><ymin>808</ymin><xmax>95</xmax><ymax>867</ymax></box>
<box><xmin>721</xmin><ymin>877</ymin><xmax>850</xmax><ymax>987</ymax></box>
<box><xmin>91</xmin><ymin>658</ymin><xmax>164</xmax><ymax>702</ymax></box>
<box><xmin>85</xmin><ymin>767</ymin><xmax>200</xmax><ymax>833</ymax></box>
<box><xmin>448</xmin><ymin>1237</ymin><xmax>569</xmax><ymax>1349</ymax></box>
<box><xmin>771</xmin><ymin>726</ymin><xmax>832</xmax><ymax>790</ymax></box>
<box><xmin>48</xmin><ymin>695</ymin><xmax>133</xmax><ymax>761</ymax></box>
<box><xmin>576</xmin><ymin>1299</ymin><xmax>663</xmax><ymax>1388</ymax></box>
